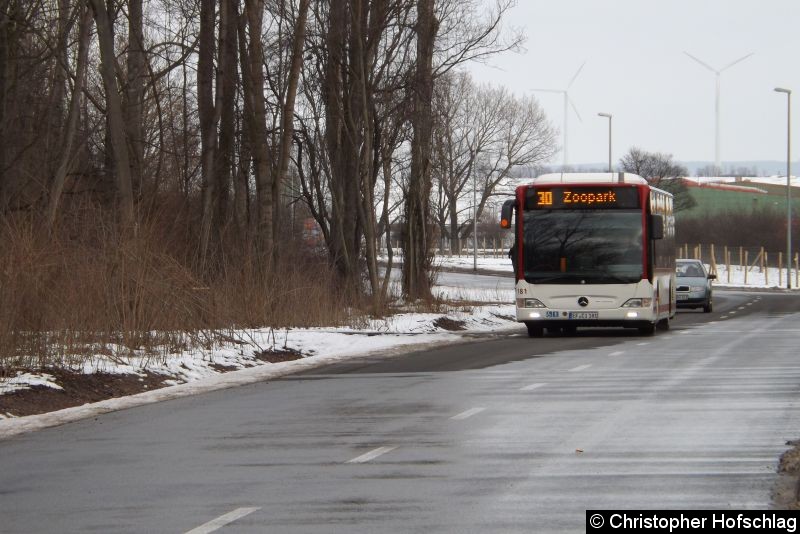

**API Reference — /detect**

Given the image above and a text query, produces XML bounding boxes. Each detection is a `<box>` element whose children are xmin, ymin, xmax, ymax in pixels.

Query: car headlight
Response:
<box><xmin>622</xmin><ymin>298</ymin><xmax>652</xmax><ymax>308</ymax></box>
<box><xmin>690</xmin><ymin>286</ymin><xmax>705</xmax><ymax>292</ymax></box>
<box><xmin>517</xmin><ymin>298</ymin><xmax>546</xmax><ymax>308</ymax></box>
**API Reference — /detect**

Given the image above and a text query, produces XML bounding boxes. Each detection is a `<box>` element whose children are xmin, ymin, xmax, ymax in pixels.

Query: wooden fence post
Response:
<box><xmin>723</xmin><ymin>245</ymin><xmax>728</xmax><ymax>276</ymax></box>
<box><xmin>765</xmin><ymin>251</ymin><xmax>769</xmax><ymax>286</ymax></box>
<box><xmin>744</xmin><ymin>250</ymin><xmax>749</xmax><ymax>285</ymax></box>
<box><xmin>710</xmin><ymin>244</ymin><xmax>717</xmax><ymax>274</ymax></box>
<box><xmin>726</xmin><ymin>249</ymin><xmax>731</xmax><ymax>284</ymax></box>
<box><xmin>779</xmin><ymin>252</ymin><xmax>783</xmax><ymax>287</ymax></box>
<box><xmin>760</xmin><ymin>247</ymin><xmax>765</xmax><ymax>273</ymax></box>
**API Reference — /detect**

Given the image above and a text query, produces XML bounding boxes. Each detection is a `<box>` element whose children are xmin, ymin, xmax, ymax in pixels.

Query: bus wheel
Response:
<box><xmin>526</xmin><ymin>323</ymin><xmax>544</xmax><ymax>338</ymax></box>
<box><xmin>656</xmin><ymin>318</ymin><xmax>670</xmax><ymax>331</ymax></box>
<box><xmin>638</xmin><ymin>323</ymin><xmax>656</xmax><ymax>336</ymax></box>
<box><xmin>546</xmin><ymin>326</ymin><xmax>562</xmax><ymax>335</ymax></box>
<box><xmin>563</xmin><ymin>326</ymin><xmax>577</xmax><ymax>336</ymax></box>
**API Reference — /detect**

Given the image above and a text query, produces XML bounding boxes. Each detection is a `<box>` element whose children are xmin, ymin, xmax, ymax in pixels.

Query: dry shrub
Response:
<box><xmin>677</xmin><ymin>208</ymin><xmax>799</xmax><ymax>251</ymax></box>
<box><xmin>0</xmin><ymin>205</ymin><xmax>362</xmax><ymax>374</ymax></box>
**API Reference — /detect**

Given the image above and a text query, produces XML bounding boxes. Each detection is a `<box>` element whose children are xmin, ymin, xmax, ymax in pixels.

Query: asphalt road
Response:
<box><xmin>1</xmin><ymin>288</ymin><xmax>800</xmax><ymax>533</ymax></box>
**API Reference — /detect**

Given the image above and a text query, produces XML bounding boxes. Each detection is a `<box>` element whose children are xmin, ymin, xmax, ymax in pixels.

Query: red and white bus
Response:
<box><xmin>500</xmin><ymin>173</ymin><xmax>676</xmax><ymax>337</ymax></box>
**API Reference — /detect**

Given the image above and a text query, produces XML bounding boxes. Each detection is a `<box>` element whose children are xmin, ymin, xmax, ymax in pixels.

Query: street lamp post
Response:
<box><xmin>775</xmin><ymin>87</ymin><xmax>792</xmax><ymax>289</ymax></box>
<box><xmin>598</xmin><ymin>113</ymin><xmax>612</xmax><ymax>172</ymax></box>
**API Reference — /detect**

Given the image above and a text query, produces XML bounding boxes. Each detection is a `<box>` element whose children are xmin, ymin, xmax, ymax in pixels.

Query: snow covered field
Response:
<box><xmin>431</xmin><ymin>254</ymin><xmax>799</xmax><ymax>290</ymax></box>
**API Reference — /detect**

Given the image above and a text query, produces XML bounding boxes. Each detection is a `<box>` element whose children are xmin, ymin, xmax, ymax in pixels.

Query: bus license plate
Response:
<box><xmin>568</xmin><ymin>312</ymin><xmax>598</xmax><ymax>320</ymax></box>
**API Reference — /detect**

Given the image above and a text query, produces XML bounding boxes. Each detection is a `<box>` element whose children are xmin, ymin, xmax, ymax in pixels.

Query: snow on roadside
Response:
<box><xmin>0</xmin><ymin>373</ymin><xmax>63</xmax><ymax>395</ymax></box>
<box><xmin>0</xmin><ymin>296</ymin><xmax>519</xmax><ymax>420</ymax></box>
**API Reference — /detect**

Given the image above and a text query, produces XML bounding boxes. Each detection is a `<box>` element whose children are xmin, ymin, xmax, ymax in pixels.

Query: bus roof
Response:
<box><xmin>531</xmin><ymin>172</ymin><xmax>649</xmax><ymax>185</ymax></box>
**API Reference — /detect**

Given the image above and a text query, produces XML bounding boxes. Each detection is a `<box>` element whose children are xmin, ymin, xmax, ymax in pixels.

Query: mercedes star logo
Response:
<box><xmin>578</xmin><ymin>297</ymin><xmax>589</xmax><ymax>307</ymax></box>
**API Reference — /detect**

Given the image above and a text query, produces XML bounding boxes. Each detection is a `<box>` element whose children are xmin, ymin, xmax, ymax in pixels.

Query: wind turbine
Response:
<box><xmin>684</xmin><ymin>51</ymin><xmax>754</xmax><ymax>175</ymax></box>
<box><xmin>532</xmin><ymin>61</ymin><xmax>586</xmax><ymax>170</ymax></box>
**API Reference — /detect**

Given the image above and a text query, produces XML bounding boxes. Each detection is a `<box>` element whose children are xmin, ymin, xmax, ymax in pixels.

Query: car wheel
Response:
<box><xmin>703</xmin><ymin>300</ymin><xmax>712</xmax><ymax>313</ymax></box>
<box><xmin>656</xmin><ymin>318</ymin><xmax>670</xmax><ymax>331</ymax></box>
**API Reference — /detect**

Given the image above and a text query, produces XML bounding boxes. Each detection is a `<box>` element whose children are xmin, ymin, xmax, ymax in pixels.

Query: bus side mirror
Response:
<box><xmin>650</xmin><ymin>214</ymin><xmax>664</xmax><ymax>240</ymax></box>
<box><xmin>500</xmin><ymin>199</ymin><xmax>516</xmax><ymax>229</ymax></box>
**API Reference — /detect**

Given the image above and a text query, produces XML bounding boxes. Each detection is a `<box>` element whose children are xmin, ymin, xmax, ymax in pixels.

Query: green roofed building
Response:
<box><xmin>677</xmin><ymin>177</ymin><xmax>800</xmax><ymax>219</ymax></box>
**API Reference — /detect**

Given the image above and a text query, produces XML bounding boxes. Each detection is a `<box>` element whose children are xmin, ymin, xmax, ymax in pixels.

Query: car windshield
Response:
<box><xmin>677</xmin><ymin>262</ymin><xmax>705</xmax><ymax>277</ymax></box>
<box><xmin>522</xmin><ymin>210</ymin><xmax>643</xmax><ymax>284</ymax></box>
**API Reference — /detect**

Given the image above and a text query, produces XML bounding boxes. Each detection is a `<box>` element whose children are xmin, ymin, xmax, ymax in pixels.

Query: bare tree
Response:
<box><xmin>431</xmin><ymin>72</ymin><xmax>556</xmax><ymax>254</ymax></box>
<box><xmin>273</xmin><ymin>0</ymin><xmax>310</xmax><ymax>264</ymax></box>
<box><xmin>620</xmin><ymin>146</ymin><xmax>696</xmax><ymax>212</ymax></box>
<box><xmin>401</xmin><ymin>0</ymin><xmax>523</xmax><ymax>299</ymax></box>
<box><xmin>298</xmin><ymin>0</ymin><xmax>416</xmax><ymax>305</ymax></box>
<box><xmin>89</xmin><ymin>0</ymin><xmax>135</xmax><ymax>229</ymax></box>
<box><xmin>125</xmin><ymin>0</ymin><xmax>146</xmax><ymax>196</ymax></box>
<box><xmin>47</xmin><ymin>5</ymin><xmax>94</xmax><ymax>231</ymax></box>
<box><xmin>402</xmin><ymin>0</ymin><xmax>438</xmax><ymax>301</ymax></box>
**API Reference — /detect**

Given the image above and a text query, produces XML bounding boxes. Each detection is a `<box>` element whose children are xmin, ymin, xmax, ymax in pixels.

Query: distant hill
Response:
<box><xmin>514</xmin><ymin>161</ymin><xmax>800</xmax><ymax>177</ymax></box>
<box><xmin>679</xmin><ymin>161</ymin><xmax>799</xmax><ymax>176</ymax></box>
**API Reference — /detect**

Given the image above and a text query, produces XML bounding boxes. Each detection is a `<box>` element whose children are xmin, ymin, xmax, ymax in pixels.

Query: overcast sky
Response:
<box><xmin>466</xmin><ymin>0</ymin><xmax>800</xmax><ymax>168</ymax></box>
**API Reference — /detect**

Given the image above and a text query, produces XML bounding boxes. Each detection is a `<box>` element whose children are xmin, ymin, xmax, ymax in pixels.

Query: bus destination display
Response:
<box><xmin>526</xmin><ymin>186</ymin><xmax>640</xmax><ymax>210</ymax></box>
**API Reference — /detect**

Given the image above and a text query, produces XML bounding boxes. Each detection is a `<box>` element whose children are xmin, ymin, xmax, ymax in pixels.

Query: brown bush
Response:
<box><xmin>676</xmin><ymin>208</ymin><xmax>799</xmax><ymax>251</ymax></box>
<box><xmin>0</xmin><ymin>205</ymin><xmax>361</xmax><ymax>374</ymax></box>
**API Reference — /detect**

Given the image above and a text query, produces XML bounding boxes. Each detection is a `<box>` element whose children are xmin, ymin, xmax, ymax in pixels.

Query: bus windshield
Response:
<box><xmin>522</xmin><ymin>210</ymin><xmax>644</xmax><ymax>284</ymax></box>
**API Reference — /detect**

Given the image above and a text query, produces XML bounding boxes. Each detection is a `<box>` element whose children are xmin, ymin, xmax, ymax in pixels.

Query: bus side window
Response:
<box><xmin>650</xmin><ymin>214</ymin><xmax>664</xmax><ymax>240</ymax></box>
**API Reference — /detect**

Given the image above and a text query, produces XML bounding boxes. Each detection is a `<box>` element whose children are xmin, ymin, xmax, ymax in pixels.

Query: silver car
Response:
<box><xmin>676</xmin><ymin>259</ymin><xmax>715</xmax><ymax>312</ymax></box>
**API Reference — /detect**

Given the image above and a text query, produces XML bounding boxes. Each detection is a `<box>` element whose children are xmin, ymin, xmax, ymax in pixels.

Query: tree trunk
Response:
<box><xmin>0</xmin><ymin>2</ymin><xmax>11</xmax><ymax>211</ymax></box>
<box><xmin>402</xmin><ymin>0</ymin><xmax>437</xmax><ymax>301</ymax></box>
<box><xmin>324</xmin><ymin>0</ymin><xmax>361</xmax><ymax>293</ymax></box>
<box><xmin>448</xmin><ymin>194</ymin><xmax>460</xmax><ymax>254</ymax></box>
<box><xmin>214</xmin><ymin>0</ymin><xmax>238</xmax><ymax>244</ymax></box>
<box><xmin>198</xmin><ymin>0</ymin><xmax>217</xmax><ymax>265</ymax></box>
<box><xmin>89</xmin><ymin>0</ymin><xmax>135</xmax><ymax>229</ymax></box>
<box><xmin>243</xmin><ymin>0</ymin><xmax>275</xmax><ymax>271</ymax></box>
<box><xmin>274</xmin><ymin>0</ymin><xmax>310</xmax><ymax>264</ymax></box>
<box><xmin>125</xmin><ymin>0</ymin><xmax>145</xmax><ymax>198</ymax></box>
<box><xmin>46</xmin><ymin>0</ymin><xmax>71</xmax><ymax>178</ymax></box>
<box><xmin>47</xmin><ymin>6</ymin><xmax>93</xmax><ymax>231</ymax></box>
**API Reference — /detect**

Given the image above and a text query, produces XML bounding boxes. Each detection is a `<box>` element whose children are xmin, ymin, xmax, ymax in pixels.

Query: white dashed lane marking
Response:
<box><xmin>450</xmin><ymin>407</ymin><xmax>486</xmax><ymax>420</ymax></box>
<box><xmin>346</xmin><ymin>446</ymin><xmax>397</xmax><ymax>464</ymax></box>
<box><xmin>185</xmin><ymin>507</ymin><xmax>260</xmax><ymax>534</ymax></box>
<box><xmin>520</xmin><ymin>383</ymin><xmax>546</xmax><ymax>391</ymax></box>
<box><xmin>568</xmin><ymin>364</ymin><xmax>592</xmax><ymax>373</ymax></box>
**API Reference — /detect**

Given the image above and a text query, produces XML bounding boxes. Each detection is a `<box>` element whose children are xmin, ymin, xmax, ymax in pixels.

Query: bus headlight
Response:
<box><xmin>517</xmin><ymin>298</ymin><xmax>546</xmax><ymax>308</ymax></box>
<box><xmin>622</xmin><ymin>298</ymin><xmax>652</xmax><ymax>308</ymax></box>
